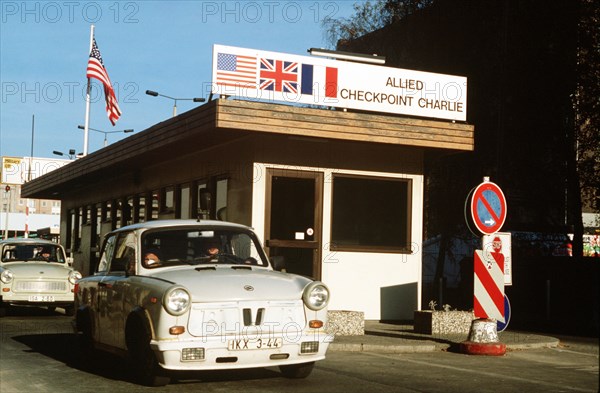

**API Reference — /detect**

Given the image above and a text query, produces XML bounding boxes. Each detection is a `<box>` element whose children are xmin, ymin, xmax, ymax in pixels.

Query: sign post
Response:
<box><xmin>461</xmin><ymin>177</ymin><xmax>509</xmax><ymax>356</ymax></box>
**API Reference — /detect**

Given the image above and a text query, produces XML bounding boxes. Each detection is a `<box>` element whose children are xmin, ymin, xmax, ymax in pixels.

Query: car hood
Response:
<box><xmin>1</xmin><ymin>262</ymin><xmax>72</xmax><ymax>279</ymax></box>
<box><xmin>150</xmin><ymin>267</ymin><xmax>313</xmax><ymax>302</ymax></box>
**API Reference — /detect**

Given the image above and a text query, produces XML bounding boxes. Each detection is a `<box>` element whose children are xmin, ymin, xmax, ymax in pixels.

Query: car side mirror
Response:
<box><xmin>270</xmin><ymin>256</ymin><xmax>286</xmax><ymax>272</ymax></box>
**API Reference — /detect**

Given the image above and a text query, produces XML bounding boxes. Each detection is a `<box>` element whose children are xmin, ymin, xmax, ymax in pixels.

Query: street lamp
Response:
<box><xmin>77</xmin><ymin>125</ymin><xmax>134</xmax><ymax>147</ymax></box>
<box><xmin>53</xmin><ymin>149</ymin><xmax>80</xmax><ymax>160</ymax></box>
<box><xmin>145</xmin><ymin>90</ymin><xmax>205</xmax><ymax>117</ymax></box>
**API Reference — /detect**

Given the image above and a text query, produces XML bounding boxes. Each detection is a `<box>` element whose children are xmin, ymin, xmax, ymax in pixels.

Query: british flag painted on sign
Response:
<box><xmin>259</xmin><ymin>59</ymin><xmax>298</xmax><ymax>93</ymax></box>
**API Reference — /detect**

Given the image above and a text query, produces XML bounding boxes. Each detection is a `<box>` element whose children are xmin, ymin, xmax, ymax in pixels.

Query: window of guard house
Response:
<box><xmin>138</xmin><ymin>194</ymin><xmax>146</xmax><ymax>222</ymax></box>
<box><xmin>216</xmin><ymin>178</ymin><xmax>228</xmax><ymax>221</ymax></box>
<box><xmin>180</xmin><ymin>184</ymin><xmax>191</xmax><ymax>219</ymax></box>
<box><xmin>331</xmin><ymin>175</ymin><xmax>412</xmax><ymax>253</ymax></box>
<box><xmin>151</xmin><ymin>191</ymin><xmax>159</xmax><ymax>220</ymax></box>
<box><xmin>197</xmin><ymin>183</ymin><xmax>208</xmax><ymax>219</ymax></box>
<box><xmin>162</xmin><ymin>187</ymin><xmax>174</xmax><ymax>213</ymax></box>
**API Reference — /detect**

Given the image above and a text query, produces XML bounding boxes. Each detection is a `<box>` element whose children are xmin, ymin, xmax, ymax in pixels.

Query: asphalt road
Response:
<box><xmin>0</xmin><ymin>308</ymin><xmax>597</xmax><ymax>393</ymax></box>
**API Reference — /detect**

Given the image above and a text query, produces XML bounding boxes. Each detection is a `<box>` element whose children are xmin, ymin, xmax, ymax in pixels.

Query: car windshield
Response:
<box><xmin>140</xmin><ymin>228</ymin><xmax>270</xmax><ymax>269</ymax></box>
<box><xmin>1</xmin><ymin>243</ymin><xmax>66</xmax><ymax>263</ymax></box>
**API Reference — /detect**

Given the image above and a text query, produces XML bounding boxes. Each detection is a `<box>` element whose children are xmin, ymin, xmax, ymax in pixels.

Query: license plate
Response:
<box><xmin>227</xmin><ymin>337</ymin><xmax>282</xmax><ymax>351</ymax></box>
<box><xmin>28</xmin><ymin>295</ymin><xmax>55</xmax><ymax>302</ymax></box>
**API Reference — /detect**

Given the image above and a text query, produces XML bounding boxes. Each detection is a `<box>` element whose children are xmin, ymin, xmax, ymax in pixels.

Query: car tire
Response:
<box><xmin>126</xmin><ymin>315</ymin><xmax>170</xmax><ymax>387</ymax></box>
<box><xmin>279</xmin><ymin>362</ymin><xmax>315</xmax><ymax>379</ymax></box>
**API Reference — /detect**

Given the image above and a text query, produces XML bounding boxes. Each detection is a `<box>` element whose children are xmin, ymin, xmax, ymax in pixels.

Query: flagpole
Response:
<box><xmin>83</xmin><ymin>24</ymin><xmax>95</xmax><ymax>157</ymax></box>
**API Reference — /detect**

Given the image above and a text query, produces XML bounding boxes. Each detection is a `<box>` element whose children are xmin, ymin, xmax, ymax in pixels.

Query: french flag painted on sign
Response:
<box><xmin>301</xmin><ymin>64</ymin><xmax>338</xmax><ymax>98</ymax></box>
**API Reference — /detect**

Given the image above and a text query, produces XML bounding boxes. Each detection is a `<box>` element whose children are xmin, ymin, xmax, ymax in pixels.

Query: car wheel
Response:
<box><xmin>279</xmin><ymin>362</ymin><xmax>315</xmax><ymax>379</ymax></box>
<box><xmin>126</xmin><ymin>316</ymin><xmax>170</xmax><ymax>387</ymax></box>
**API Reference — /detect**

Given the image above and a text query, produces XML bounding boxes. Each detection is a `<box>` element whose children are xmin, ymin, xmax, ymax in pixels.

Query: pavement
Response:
<box><xmin>328</xmin><ymin>321</ymin><xmax>593</xmax><ymax>354</ymax></box>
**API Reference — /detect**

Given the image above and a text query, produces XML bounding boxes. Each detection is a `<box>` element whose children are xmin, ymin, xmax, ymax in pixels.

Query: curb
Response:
<box><xmin>329</xmin><ymin>342</ymin><xmax>437</xmax><ymax>353</ymax></box>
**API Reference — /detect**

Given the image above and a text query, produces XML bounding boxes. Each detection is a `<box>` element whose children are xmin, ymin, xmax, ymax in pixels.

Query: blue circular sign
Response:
<box><xmin>497</xmin><ymin>295</ymin><xmax>511</xmax><ymax>332</ymax></box>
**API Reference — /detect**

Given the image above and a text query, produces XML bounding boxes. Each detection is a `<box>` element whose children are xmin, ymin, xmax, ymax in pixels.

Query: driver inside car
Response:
<box><xmin>143</xmin><ymin>249</ymin><xmax>162</xmax><ymax>268</ymax></box>
<box><xmin>205</xmin><ymin>240</ymin><xmax>220</xmax><ymax>261</ymax></box>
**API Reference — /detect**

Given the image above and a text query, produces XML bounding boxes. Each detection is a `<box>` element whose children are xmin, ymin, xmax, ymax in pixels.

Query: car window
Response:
<box><xmin>140</xmin><ymin>228</ymin><xmax>269</xmax><ymax>268</ymax></box>
<box><xmin>1</xmin><ymin>243</ymin><xmax>66</xmax><ymax>263</ymax></box>
<box><xmin>97</xmin><ymin>235</ymin><xmax>116</xmax><ymax>273</ymax></box>
<box><xmin>111</xmin><ymin>232</ymin><xmax>137</xmax><ymax>274</ymax></box>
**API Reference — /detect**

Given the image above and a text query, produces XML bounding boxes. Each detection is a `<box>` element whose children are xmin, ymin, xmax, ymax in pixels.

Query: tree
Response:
<box><xmin>322</xmin><ymin>0</ymin><xmax>433</xmax><ymax>47</ymax></box>
<box><xmin>575</xmin><ymin>0</ymin><xmax>600</xmax><ymax>234</ymax></box>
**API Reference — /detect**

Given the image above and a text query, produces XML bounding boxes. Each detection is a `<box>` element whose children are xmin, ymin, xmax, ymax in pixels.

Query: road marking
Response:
<box><xmin>364</xmin><ymin>353</ymin><xmax>595</xmax><ymax>392</ymax></box>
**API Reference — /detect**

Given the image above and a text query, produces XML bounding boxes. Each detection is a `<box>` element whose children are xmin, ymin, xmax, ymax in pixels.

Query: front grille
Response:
<box><xmin>188</xmin><ymin>300</ymin><xmax>305</xmax><ymax>337</ymax></box>
<box><xmin>14</xmin><ymin>281</ymin><xmax>67</xmax><ymax>293</ymax></box>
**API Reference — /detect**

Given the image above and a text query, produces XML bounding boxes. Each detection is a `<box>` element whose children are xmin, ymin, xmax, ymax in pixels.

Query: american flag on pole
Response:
<box><xmin>87</xmin><ymin>38</ymin><xmax>121</xmax><ymax>125</ymax></box>
<box><xmin>216</xmin><ymin>53</ymin><xmax>257</xmax><ymax>88</ymax></box>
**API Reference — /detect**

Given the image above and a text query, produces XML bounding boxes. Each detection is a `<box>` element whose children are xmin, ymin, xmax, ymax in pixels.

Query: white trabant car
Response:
<box><xmin>0</xmin><ymin>238</ymin><xmax>81</xmax><ymax>316</ymax></box>
<box><xmin>74</xmin><ymin>220</ymin><xmax>331</xmax><ymax>386</ymax></box>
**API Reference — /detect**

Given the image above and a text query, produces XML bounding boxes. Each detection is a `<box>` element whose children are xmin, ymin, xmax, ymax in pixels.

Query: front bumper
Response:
<box><xmin>1</xmin><ymin>292</ymin><xmax>74</xmax><ymax>306</ymax></box>
<box><xmin>150</xmin><ymin>330</ymin><xmax>333</xmax><ymax>371</ymax></box>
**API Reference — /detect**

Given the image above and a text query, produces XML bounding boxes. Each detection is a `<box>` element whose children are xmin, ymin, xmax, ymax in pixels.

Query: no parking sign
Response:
<box><xmin>468</xmin><ymin>180</ymin><xmax>507</xmax><ymax>235</ymax></box>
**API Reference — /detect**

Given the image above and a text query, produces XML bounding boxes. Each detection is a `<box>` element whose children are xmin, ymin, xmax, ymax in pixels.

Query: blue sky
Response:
<box><xmin>1</xmin><ymin>1</ymin><xmax>362</xmax><ymax>158</ymax></box>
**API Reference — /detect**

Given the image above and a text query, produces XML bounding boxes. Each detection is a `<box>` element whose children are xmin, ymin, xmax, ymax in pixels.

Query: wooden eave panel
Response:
<box><xmin>216</xmin><ymin>100</ymin><xmax>474</xmax><ymax>151</ymax></box>
<box><xmin>21</xmin><ymin>102</ymin><xmax>218</xmax><ymax>198</ymax></box>
<box><xmin>22</xmin><ymin>99</ymin><xmax>474</xmax><ymax>199</ymax></box>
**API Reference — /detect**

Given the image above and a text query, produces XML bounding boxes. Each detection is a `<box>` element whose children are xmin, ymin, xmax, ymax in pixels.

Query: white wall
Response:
<box><xmin>252</xmin><ymin>163</ymin><xmax>423</xmax><ymax>320</ymax></box>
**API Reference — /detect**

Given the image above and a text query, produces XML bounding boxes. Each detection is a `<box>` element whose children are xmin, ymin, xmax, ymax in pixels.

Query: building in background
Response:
<box><xmin>1</xmin><ymin>156</ymin><xmax>69</xmax><ymax>239</ymax></box>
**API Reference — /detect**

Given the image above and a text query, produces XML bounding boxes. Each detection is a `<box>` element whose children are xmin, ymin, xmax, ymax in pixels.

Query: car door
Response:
<box><xmin>97</xmin><ymin>231</ymin><xmax>136</xmax><ymax>349</ymax></box>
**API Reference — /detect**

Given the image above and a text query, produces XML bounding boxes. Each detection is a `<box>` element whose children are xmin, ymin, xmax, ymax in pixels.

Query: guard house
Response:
<box><xmin>21</xmin><ymin>47</ymin><xmax>474</xmax><ymax>320</ymax></box>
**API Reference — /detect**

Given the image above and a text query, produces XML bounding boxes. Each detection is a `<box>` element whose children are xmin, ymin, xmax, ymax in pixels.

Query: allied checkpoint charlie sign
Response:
<box><xmin>211</xmin><ymin>45</ymin><xmax>467</xmax><ymax>122</ymax></box>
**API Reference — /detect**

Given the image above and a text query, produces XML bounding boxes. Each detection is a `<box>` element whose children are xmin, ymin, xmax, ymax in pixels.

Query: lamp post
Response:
<box><xmin>77</xmin><ymin>125</ymin><xmax>134</xmax><ymax>147</ymax></box>
<box><xmin>145</xmin><ymin>90</ymin><xmax>205</xmax><ymax>117</ymax></box>
<box><xmin>53</xmin><ymin>149</ymin><xmax>79</xmax><ymax>160</ymax></box>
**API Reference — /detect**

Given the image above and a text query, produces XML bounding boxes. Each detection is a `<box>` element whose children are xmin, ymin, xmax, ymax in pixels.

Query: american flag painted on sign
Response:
<box><xmin>216</xmin><ymin>53</ymin><xmax>257</xmax><ymax>88</ymax></box>
<box><xmin>86</xmin><ymin>38</ymin><xmax>121</xmax><ymax>126</ymax></box>
<box><xmin>259</xmin><ymin>59</ymin><xmax>298</xmax><ymax>93</ymax></box>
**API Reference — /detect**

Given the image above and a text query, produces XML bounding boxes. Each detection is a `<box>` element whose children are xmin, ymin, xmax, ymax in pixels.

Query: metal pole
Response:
<box><xmin>3</xmin><ymin>189</ymin><xmax>10</xmax><ymax>239</ymax></box>
<box><xmin>83</xmin><ymin>24</ymin><xmax>95</xmax><ymax>157</ymax></box>
<box><xmin>25</xmin><ymin>114</ymin><xmax>34</xmax><ymax>238</ymax></box>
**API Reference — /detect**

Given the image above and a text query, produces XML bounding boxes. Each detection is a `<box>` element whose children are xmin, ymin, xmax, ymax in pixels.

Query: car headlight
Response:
<box><xmin>68</xmin><ymin>270</ymin><xmax>82</xmax><ymax>285</ymax></box>
<box><xmin>1</xmin><ymin>269</ymin><xmax>14</xmax><ymax>284</ymax></box>
<box><xmin>163</xmin><ymin>286</ymin><xmax>191</xmax><ymax>316</ymax></box>
<box><xmin>302</xmin><ymin>281</ymin><xmax>330</xmax><ymax>311</ymax></box>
